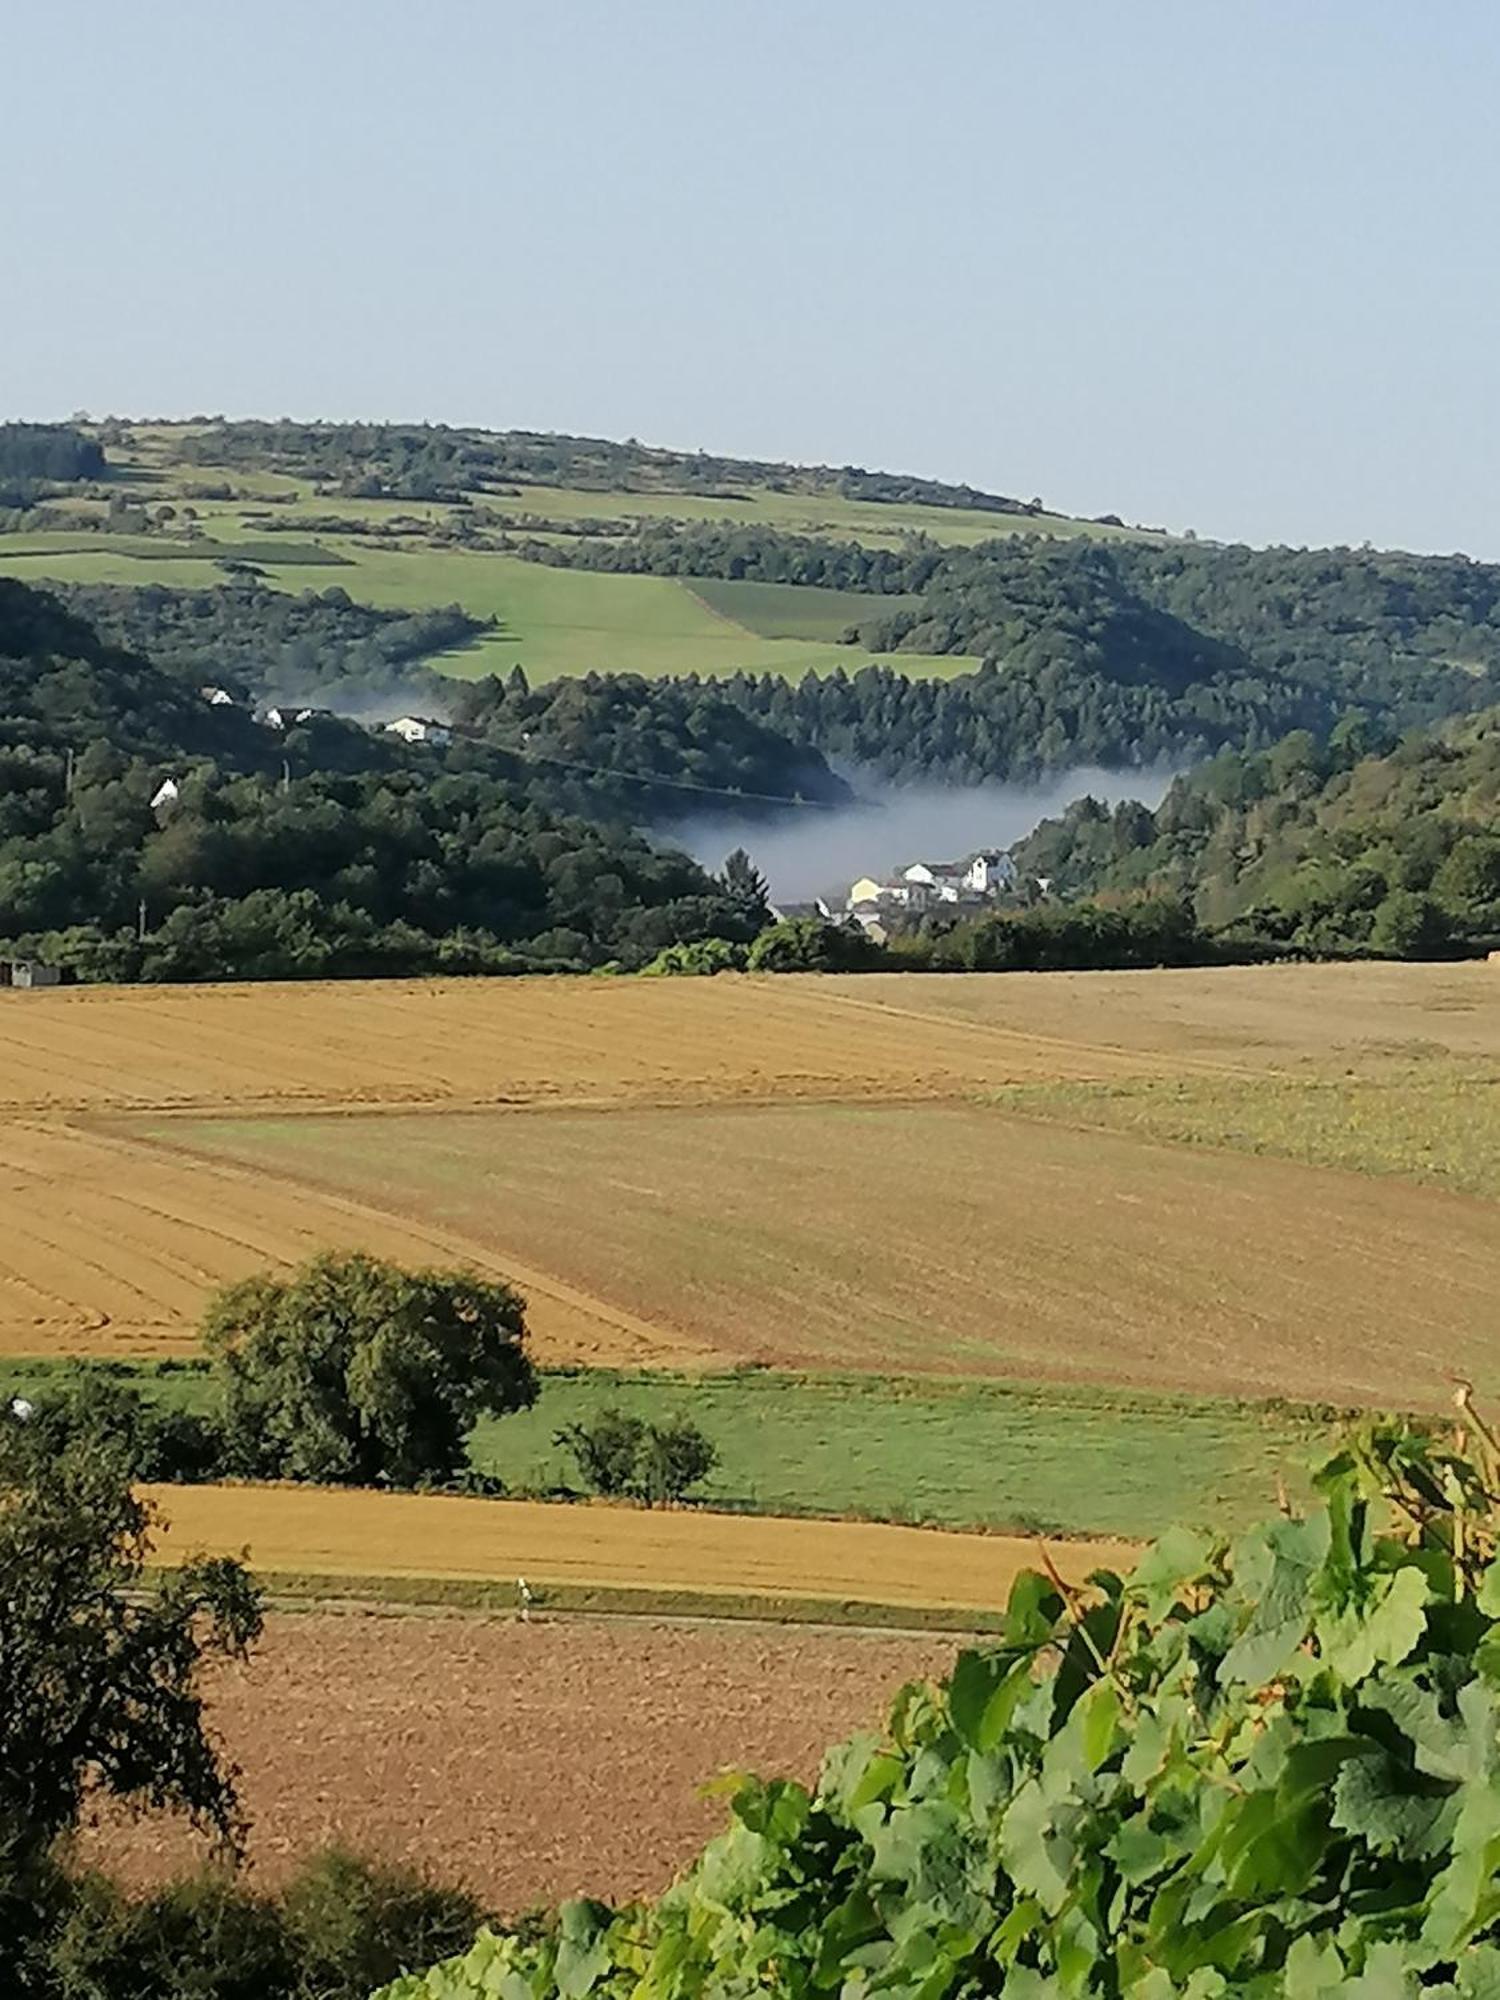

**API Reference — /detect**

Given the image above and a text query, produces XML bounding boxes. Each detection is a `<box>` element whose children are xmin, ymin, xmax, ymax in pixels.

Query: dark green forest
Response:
<box><xmin>0</xmin><ymin>580</ymin><xmax>771</xmax><ymax>980</ymax></box>
<box><xmin>1010</xmin><ymin>711</ymin><xmax>1500</xmax><ymax>956</ymax></box>
<box><xmin>452</xmin><ymin>669</ymin><xmax>852</xmax><ymax>819</ymax></box>
<box><xmin>0</xmin><ymin>423</ymin><xmax>104</xmax><ymax>509</ymax></box>
<box><xmin>50</xmin><ymin>581</ymin><xmax>480</xmax><ymax>706</ymax></box>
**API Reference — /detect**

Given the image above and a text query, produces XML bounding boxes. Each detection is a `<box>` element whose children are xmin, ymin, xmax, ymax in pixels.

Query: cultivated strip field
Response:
<box><xmin>143</xmin><ymin>1483</ymin><xmax>1128</xmax><ymax>1614</ymax></box>
<box><xmin>159</xmin><ymin>1099</ymin><xmax>1500</xmax><ymax>1403</ymax></box>
<box><xmin>0</xmin><ymin>1120</ymin><xmax>707</xmax><ymax>1365</ymax></box>
<box><xmin>87</xmin><ymin>1613</ymin><xmax>960</xmax><ymax>1909</ymax></box>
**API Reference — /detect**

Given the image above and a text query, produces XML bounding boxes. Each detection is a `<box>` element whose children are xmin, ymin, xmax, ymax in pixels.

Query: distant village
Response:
<box><xmin>775</xmin><ymin>848</ymin><xmax>1027</xmax><ymax>942</ymax></box>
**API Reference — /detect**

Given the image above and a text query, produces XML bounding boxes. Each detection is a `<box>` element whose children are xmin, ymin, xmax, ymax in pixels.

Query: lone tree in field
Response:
<box><xmin>204</xmin><ymin>1252</ymin><xmax>538</xmax><ymax>1489</ymax></box>
<box><xmin>0</xmin><ymin>1411</ymin><xmax>261</xmax><ymax>1944</ymax></box>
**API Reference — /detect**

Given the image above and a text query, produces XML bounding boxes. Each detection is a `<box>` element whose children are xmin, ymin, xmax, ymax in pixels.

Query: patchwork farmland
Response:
<box><xmin>3</xmin><ymin>960</ymin><xmax>1496</xmax><ymax>1403</ymax></box>
<box><xmin>5</xmin><ymin>959</ymin><xmax>1498</xmax><ymax>1908</ymax></box>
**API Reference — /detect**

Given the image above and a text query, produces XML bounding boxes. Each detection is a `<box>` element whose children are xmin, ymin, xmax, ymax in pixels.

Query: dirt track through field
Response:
<box><xmin>86</xmin><ymin>1612</ymin><xmax>959</xmax><ymax>1910</ymax></box>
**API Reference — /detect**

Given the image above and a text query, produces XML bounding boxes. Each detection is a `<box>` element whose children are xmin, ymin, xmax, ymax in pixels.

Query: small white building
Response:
<box><xmin>199</xmin><ymin>685</ymin><xmax>236</xmax><ymax>707</ymax></box>
<box><xmin>1</xmin><ymin>959</ymin><xmax>61</xmax><ymax>990</ymax></box>
<box><xmin>263</xmin><ymin>705</ymin><xmax>326</xmax><ymax>731</ymax></box>
<box><xmin>150</xmin><ymin>777</ymin><xmax>182</xmax><ymax>815</ymax></box>
<box><xmin>961</xmin><ymin>849</ymin><xmax>1017</xmax><ymax>894</ymax></box>
<box><xmin>384</xmin><ymin>715</ymin><xmax>452</xmax><ymax>747</ymax></box>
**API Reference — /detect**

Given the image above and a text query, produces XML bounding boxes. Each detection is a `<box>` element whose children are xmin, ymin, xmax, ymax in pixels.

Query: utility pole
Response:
<box><xmin>64</xmin><ymin>747</ymin><xmax>76</xmax><ymax>797</ymax></box>
<box><xmin>281</xmin><ymin>757</ymin><xmax>291</xmax><ymax>796</ymax></box>
<box><xmin>137</xmin><ymin>898</ymin><xmax>148</xmax><ymax>942</ymax></box>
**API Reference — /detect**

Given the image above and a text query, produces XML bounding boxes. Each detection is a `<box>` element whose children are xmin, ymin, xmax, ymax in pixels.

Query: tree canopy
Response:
<box><xmin>204</xmin><ymin>1252</ymin><xmax>538</xmax><ymax>1489</ymax></box>
<box><xmin>0</xmin><ymin>1411</ymin><xmax>260</xmax><ymax>1953</ymax></box>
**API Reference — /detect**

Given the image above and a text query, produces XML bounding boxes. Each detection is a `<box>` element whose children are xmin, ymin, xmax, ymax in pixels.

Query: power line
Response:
<box><xmin>499</xmin><ymin>742</ymin><xmax>848</xmax><ymax>811</ymax></box>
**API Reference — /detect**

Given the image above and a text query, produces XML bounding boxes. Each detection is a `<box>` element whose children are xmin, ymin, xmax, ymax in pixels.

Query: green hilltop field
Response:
<box><xmin>0</xmin><ymin>420</ymin><xmax>1130</xmax><ymax>684</ymax></box>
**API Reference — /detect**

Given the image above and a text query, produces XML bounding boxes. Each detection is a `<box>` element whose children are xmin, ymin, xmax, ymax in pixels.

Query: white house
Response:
<box><xmin>961</xmin><ymin>849</ymin><xmax>1017</xmax><ymax>894</ymax></box>
<box><xmin>149</xmin><ymin>777</ymin><xmax>182</xmax><ymax>815</ymax></box>
<box><xmin>901</xmin><ymin>859</ymin><xmax>965</xmax><ymax>900</ymax></box>
<box><xmin>199</xmin><ymin>685</ymin><xmax>236</xmax><ymax>707</ymax></box>
<box><xmin>384</xmin><ymin>715</ymin><xmax>452</xmax><ymax>747</ymax></box>
<box><xmin>262</xmin><ymin>705</ymin><xmax>325</xmax><ymax>731</ymax></box>
<box><xmin>903</xmin><ymin>851</ymin><xmax>1017</xmax><ymax>899</ymax></box>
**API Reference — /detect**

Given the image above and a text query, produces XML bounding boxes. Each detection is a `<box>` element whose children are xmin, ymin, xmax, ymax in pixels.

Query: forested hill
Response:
<box><xmin>1011</xmin><ymin>711</ymin><xmax>1500</xmax><ymax>956</ymax></box>
<box><xmin>171</xmin><ymin>419</ymin><xmax>1054</xmax><ymax>516</ymax></box>
<box><xmin>0</xmin><ymin>578</ymin><xmax>782</xmax><ymax>981</ymax></box>
<box><xmin>531</xmin><ymin>526</ymin><xmax>1500</xmax><ymax>776</ymax></box>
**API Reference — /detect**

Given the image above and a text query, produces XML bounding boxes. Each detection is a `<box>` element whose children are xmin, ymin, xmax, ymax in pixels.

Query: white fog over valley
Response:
<box><xmin>677</xmin><ymin>767</ymin><xmax>1175</xmax><ymax>905</ymax></box>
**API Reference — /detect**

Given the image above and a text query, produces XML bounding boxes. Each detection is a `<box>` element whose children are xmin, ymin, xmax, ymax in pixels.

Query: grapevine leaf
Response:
<box><xmin>1129</xmin><ymin>1525</ymin><xmax>1219</xmax><ymax>1621</ymax></box>
<box><xmin>1332</xmin><ymin>1749</ymin><xmax>1458</xmax><ymax>1860</ymax></box>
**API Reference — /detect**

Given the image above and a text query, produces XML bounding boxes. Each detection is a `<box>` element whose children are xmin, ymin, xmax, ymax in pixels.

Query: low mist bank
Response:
<box><xmin>676</xmin><ymin>767</ymin><xmax>1174</xmax><ymax>904</ymax></box>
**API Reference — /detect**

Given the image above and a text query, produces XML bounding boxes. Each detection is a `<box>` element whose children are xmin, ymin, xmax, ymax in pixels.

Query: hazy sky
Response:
<box><xmin>8</xmin><ymin>1</ymin><xmax>1500</xmax><ymax>554</ymax></box>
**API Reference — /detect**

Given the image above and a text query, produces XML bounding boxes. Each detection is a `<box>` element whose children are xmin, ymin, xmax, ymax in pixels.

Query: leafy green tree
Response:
<box><xmin>0</xmin><ymin>1415</ymin><xmax>261</xmax><ymax>1959</ymax></box>
<box><xmin>204</xmin><ymin>1253</ymin><xmax>538</xmax><ymax>1489</ymax></box>
<box><xmin>634</xmin><ymin>1417</ymin><xmax>718</xmax><ymax>1506</ymax></box>
<box><xmin>554</xmin><ymin>1408</ymin><xmax>717</xmax><ymax>1505</ymax></box>
<box><xmin>641</xmin><ymin>936</ymin><xmax>747</xmax><ymax>975</ymax></box>
<box><xmin>1433</xmin><ymin>834</ymin><xmax>1500</xmax><ymax>917</ymax></box>
<box><xmin>17</xmin><ymin>1373</ymin><xmax>222</xmax><ymax>1484</ymax></box>
<box><xmin>747</xmin><ymin>916</ymin><xmax>883</xmax><ymax>973</ymax></box>
<box><xmin>1369</xmin><ymin>888</ymin><xmax>1451</xmax><ymax>959</ymax></box>
<box><xmin>552</xmin><ymin>1407</ymin><xmax>644</xmax><ymax>1497</ymax></box>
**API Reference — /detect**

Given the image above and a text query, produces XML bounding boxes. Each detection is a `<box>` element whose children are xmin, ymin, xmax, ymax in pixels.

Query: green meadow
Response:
<box><xmin>0</xmin><ymin>1358</ymin><xmax>1329</xmax><ymax>1542</ymax></box>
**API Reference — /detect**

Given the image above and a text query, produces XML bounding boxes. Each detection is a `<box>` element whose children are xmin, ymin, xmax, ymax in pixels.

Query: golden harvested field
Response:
<box><xmin>1</xmin><ymin>963</ymin><xmax>1497</xmax><ymax>1383</ymax></box>
<box><xmin>87</xmin><ymin>1612</ymin><xmax>959</xmax><ymax>1909</ymax></box>
<box><xmin>0</xmin><ymin>1120</ymin><xmax>707</xmax><ymax>1365</ymax></box>
<box><xmin>0</xmin><ymin>973</ymin><xmax>1179</xmax><ymax>1118</ymax></box>
<box><xmin>143</xmin><ymin>1482</ymin><xmax>1128</xmax><ymax>1614</ymax></box>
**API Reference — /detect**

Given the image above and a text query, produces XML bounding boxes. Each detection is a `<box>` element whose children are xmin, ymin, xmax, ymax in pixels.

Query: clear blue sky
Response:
<box><xmin>8</xmin><ymin>1</ymin><xmax>1499</xmax><ymax>554</ymax></box>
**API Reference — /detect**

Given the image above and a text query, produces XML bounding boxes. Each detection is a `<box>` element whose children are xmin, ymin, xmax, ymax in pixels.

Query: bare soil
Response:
<box><xmin>83</xmin><ymin>1611</ymin><xmax>956</xmax><ymax>1914</ymax></box>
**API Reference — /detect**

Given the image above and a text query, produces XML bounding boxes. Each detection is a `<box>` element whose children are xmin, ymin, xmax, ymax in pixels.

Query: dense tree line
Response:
<box><xmin>51</xmin><ymin>580</ymin><xmax>479</xmax><ymax>705</ymax></box>
<box><xmin>0</xmin><ymin>580</ymin><xmax>763</xmax><ymax>979</ymax></box>
<box><xmin>1011</xmin><ymin>709</ymin><xmax>1500</xmax><ymax>955</ymax></box>
<box><xmin>0</xmin><ymin>423</ymin><xmax>104</xmax><ymax>508</ymax></box>
<box><xmin>453</xmin><ymin>668</ymin><xmax>852</xmax><ymax>819</ymax></box>
<box><xmin>514</xmin><ymin>525</ymin><xmax>1500</xmax><ymax>774</ymax></box>
<box><xmin>168</xmin><ymin>419</ymin><xmax>1037</xmax><ymax>510</ymax></box>
<box><xmin>509</xmin><ymin>520</ymin><xmax>945</xmax><ymax>592</ymax></box>
<box><xmin>717</xmin><ymin>658</ymin><xmax>1293</xmax><ymax>780</ymax></box>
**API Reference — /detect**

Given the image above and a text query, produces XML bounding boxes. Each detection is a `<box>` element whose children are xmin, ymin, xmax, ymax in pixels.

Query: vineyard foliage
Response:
<box><xmin>377</xmin><ymin>1417</ymin><xmax>1500</xmax><ymax>1997</ymax></box>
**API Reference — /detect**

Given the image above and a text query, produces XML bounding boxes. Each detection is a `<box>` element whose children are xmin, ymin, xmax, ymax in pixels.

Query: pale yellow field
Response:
<box><xmin>1</xmin><ymin>964</ymin><xmax>1496</xmax><ymax>1381</ymax></box>
<box><xmin>144</xmin><ymin>1482</ymin><xmax>1128</xmax><ymax>1614</ymax></box>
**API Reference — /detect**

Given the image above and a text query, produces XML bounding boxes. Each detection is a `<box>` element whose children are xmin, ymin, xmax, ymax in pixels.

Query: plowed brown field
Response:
<box><xmin>87</xmin><ymin>1613</ymin><xmax>960</xmax><ymax>1910</ymax></box>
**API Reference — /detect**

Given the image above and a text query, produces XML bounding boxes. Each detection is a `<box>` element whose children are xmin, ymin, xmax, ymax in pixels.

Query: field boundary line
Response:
<box><xmin>93</xmin><ymin>1115</ymin><xmax>713</xmax><ymax>1368</ymax></box>
<box><xmin>771</xmin><ymin>982</ymin><xmax>1268</xmax><ymax>1082</ymax></box>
